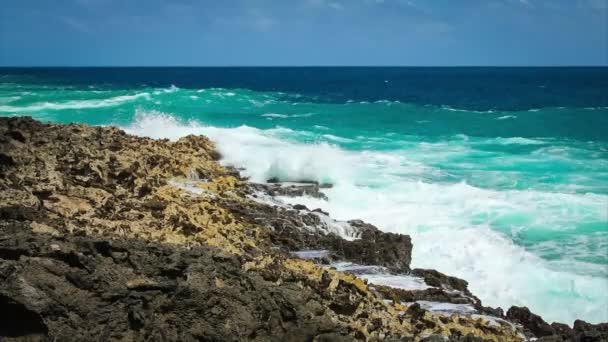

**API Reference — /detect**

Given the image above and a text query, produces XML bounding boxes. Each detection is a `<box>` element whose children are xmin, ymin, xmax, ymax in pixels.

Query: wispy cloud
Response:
<box><xmin>413</xmin><ymin>20</ymin><xmax>453</xmax><ymax>38</ymax></box>
<box><xmin>520</xmin><ymin>0</ymin><xmax>534</xmax><ymax>6</ymax></box>
<box><xmin>59</xmin><ymin>16</ymin><xmax>91</xmax><ymax>33</ymax></box>
<box><xmin>214</xmin><ymin>9</ymin><xmax>278</xmax><ymax>33</ymax></box>
<box><xmin>328</xmin><ymin>2</ymin><xmax>345</xmax><ymax>10</ymax></box>
<box><xmin>306</xmin><ymin>0</ymin><xmax>346</xmax><ymax>11</ymax></box>
<box><xmin>249</xmin><ymin>10</ymin><xmax>277</xmax><ymax>32</ymax></box>
<box><xmin>584</xmin><ymin>0</ymin><xmax>608</xmax><ymax>10</ymax></box>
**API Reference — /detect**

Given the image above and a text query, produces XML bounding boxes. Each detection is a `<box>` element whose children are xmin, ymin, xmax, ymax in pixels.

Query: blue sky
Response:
<box><xmin>0</xmin><ymin>0</ymin><xmax>606</xmax><ymax>66</ymax></box>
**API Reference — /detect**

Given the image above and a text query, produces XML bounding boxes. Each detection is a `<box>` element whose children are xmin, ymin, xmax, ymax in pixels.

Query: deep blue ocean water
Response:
<box><xmin>1</xmin><ymin>67</ymin><xmax>607</xmax><ymax>323</ymax></box>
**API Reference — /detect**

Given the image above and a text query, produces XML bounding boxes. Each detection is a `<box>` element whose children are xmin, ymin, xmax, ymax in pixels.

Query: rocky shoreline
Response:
<box><xmin>0</xmin><ymin>117</ymin><xmax>606</xmax><ymax>341</ymax></box>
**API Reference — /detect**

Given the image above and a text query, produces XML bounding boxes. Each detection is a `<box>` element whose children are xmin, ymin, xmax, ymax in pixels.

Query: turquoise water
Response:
<box><xmin>1</xmin><ymin>68</ymin><xmax>607</xmax><ymax>323</ymax></box>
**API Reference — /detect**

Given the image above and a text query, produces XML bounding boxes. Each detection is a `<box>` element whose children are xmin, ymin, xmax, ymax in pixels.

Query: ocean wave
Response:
<box><xmin>120</xmin><ymin>110</ymin><xmax>608</xmax><ymax>324</ymax></box>
<box><xmin>0</xmin><ymin>96</ymin><xmax>21</xmax><ymax>104</ymax></box>
<box><xmin>262</xmin><ymin>112</ymin><xmax>316</xmax><ymax>119</ymax></box>
<box><xmin>496</xmin><ymin>115</ymin><xmax>517</xmax><ymax>120</ymax></box>
<box><xmin>322</xmin><ymin>134</ymin><xmax>355</xmax><ymax>143</ymax></box>
<box><xmin>373</xmin><ymin>99</ymin><xmax>401</xmax><ymax>105</ymax></box>
<box><xmin>492</xmin><ymin>137</ymin><xmax>546</xmax><ymax>145</ymax></box>
<box><xmin>0</xmin><ymin>92</ymin><xmax>151</xmax><ymax>112</ymax></box>
<box><xmin>441</xmin><ymin>105</ymin><xmax>495</xmax><ymax>114</ymax></box>
<box><xmin>583</xmin><ymin>107</ymin><xmax>608</xmax><ymax>110</ymax></box>
<box><xmin>152</xmin><ymin>85</ymin><xmax>179</xmax><ymax>95</ymax></box>
<box><xmin>261</xmin><ymin>113</ymin><xmax>289</xmax><ymax>118</ymax></box>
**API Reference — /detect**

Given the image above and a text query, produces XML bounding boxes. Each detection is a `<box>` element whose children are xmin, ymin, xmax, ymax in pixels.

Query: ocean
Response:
<box><xmin>1</xmin><ymin>67</ymin><xmax>607</xmax><ymax>324</ymax></box>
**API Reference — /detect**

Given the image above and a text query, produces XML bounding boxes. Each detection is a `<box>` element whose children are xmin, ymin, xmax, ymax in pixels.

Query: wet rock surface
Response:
<box><xmin>0</xmin><ymin>117</ymin><xmax>604</xmax><ymax>341</ymax></box>
<box><xmin>250</xmin><ymin>182</ymin><xmax>331</xmax><ymax>200</ymax></box>
<box><xmin>230</xmin><ymin>196</ymin><xmax>413</xmax><ymax>272</ymax></box>
<box><xmin>506</xmin><ymin>307</ymin><xmax>608</xmax><ymax>342</ymax></box>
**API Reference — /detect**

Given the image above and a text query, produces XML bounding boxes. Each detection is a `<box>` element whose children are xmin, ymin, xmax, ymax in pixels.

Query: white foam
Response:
<box><xmin>261</xmin><ymin>113</ymin><xmax>315</xmax><ymax>119</ymax></box>
<box><xmin>262</xmin><ymin>113</ymin><xmax>289</xmax><ymax>118</ymax></box>
<box><xmin>312</xmin><ymin>212</ymin><xmax>359</xmax><ymax>240</ymax></box>
<box><xmin>330</xmin><ymin>262</ymin><xmax>430</xmax><ymax>291</ymax></box>
<box><xmin>496</xmin><ymin>115</ymin><xmax>517</xmax><ymax>120</ymax></box>
<box><xmin>0</xmin><ymin>92</ymin><xmax>150</xmax><ymax>112</ymax></box>
<box><xmin>322</xmin><ymin>134</ymin><xmax>355</xmax><ymax>143</ymax></box>
<box><xmin>0</xmin><ymin>96</ymin><xmax>21</xmax><ymax>104</ymax></box>
<box><xmin>292</xmin><ymin>250</ymin><xmax>330</xmax><ymax>259</ymax></box>
<box><xmin>492</xmin><ymin>137</ymin><xmax>546</xmax><ymax>145</ymax></box>
<box><xmin>414</xmin><ymin>301</ymin><xmax>477</xmax><ymax>315</ymax></box>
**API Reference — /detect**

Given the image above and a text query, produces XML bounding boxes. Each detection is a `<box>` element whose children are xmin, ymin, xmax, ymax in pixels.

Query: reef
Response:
<box><xmin>0</xmin><ymin>117</ymin><xmax>605</xmax><ymax>341</ymax></box>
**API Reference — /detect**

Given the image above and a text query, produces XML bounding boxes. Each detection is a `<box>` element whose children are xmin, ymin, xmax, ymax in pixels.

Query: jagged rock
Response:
<box><xmin>411</xmin><ymin>269</ymin><xmax>469</xmax><ymax>293</ymax></box>
<box><xmin>250</xmin><ymin>182</ymin><xmax>329</xmax><ymax>200</ymax></box>
<box><xmin>506</xmin><ymin>306</ymin><xmax>555</xmax><ymax>338</ymax></box>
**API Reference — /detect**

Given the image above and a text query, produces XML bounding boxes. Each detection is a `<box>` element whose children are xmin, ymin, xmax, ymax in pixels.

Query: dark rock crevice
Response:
<box><xmin>0</xmin><ymin>293</ymin><xmax>48</xmax><ymax>338</ymax></box>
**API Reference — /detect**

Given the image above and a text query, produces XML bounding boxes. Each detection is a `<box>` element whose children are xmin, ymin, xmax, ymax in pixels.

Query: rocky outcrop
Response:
<box><xmin>230</xmin><ymin>196</ymin><xmax>413</xmax><ymax>272</ymax></box>
<box><xmin>250</xmin><ymin>182</ymin><xmax>331</xmax><ymax>200</ymax></box>
<box><xmin>0</xmin><ymin>117</ymin><xmax>603</xmax><ymax>341</ymax></box>
<box><xmin>506</xmin><ymin>307</ymin><xmax>608</xmax><ymax>342</ymax></box>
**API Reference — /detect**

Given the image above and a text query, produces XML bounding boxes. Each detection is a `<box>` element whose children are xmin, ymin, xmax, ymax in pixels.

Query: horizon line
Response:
<box><xmin>1</xmin><ymin>65</ymin><xmax>607</xmax><ymax>68</ymax></box>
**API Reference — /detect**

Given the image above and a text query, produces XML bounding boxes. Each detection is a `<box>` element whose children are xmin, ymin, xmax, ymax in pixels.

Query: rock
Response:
<box><xmin>506</xmin><ymin>306</ymin><xmax>555</xmax><ymax>337</ymax></box>
<box><xmin>572</xmin><ymin>320</ymin><xmax>608</xmax><ymax>341</ymax></box>
<box><xmin>250</xmin><ymin>182</ymin><xmax>329</xmax><ymax>200</ymax></box>
<box><xmin>0</xmin><ymin>294</ymin><xmax>48</xmax><ymax>339</ymax></box>
<box><xmin>411</xmin><ymin>269</ymin><xmax>469</xmax><ymax>293</ymax></box>
<box><xmin>293</xmin><ymin>204</ymin><xmax>309</xmax><ymax>211</ymax></box>
<box><xmin>421</xmin><ymin>334</ymin><xmax>447</xmax><ymax>341</ymax></box>
<box><xmin>326</xmin><ymin>220</ymin><xmax>412</xmax><ymax>272</ymax></box>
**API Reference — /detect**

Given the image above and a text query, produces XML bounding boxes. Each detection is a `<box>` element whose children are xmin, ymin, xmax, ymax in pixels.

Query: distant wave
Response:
<box><xmin>0</xmin><ymin>96</ymin><xmax>21</xmax><ymax>104</ymax></box>
<box><xmin>496</xmin><ymin>115</ymin><xmax>517</xmax><ymax>120</ymax></box>
<box><xmin>322</xmin><ymin>134</ymin><xmax>355</xmax><ymax>143</ymax></box>
<box><xmin>262</xmin><ymin>113</ymin><xmax>315</xmax><ymax>119</ymax></box>
<box><xmin>0</xmin><ymin>92</ymin><xmax>150</xmax><ymax>112</ymax></box>
<box><xmin>262</xmin><ymin>113</ymin><xmax>289</xmax><ymax>118</ymax></box>
<box><xmin>493</xmin><ymin>137</ymin><xmax>546</xmax><ymax>145</ymax></box>
<box><xmin>441</xmin><ymin>105</ymin><xmax>495</xmax><ymax>114</ymax></box>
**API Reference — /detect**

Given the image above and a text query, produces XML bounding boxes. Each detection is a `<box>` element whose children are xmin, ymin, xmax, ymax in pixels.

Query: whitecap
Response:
<box><xmin>0</xmin><ymin>96</ymin><xmax>21</xmax><ymax>104</ymax></box>
<box><xmin>322</xmin><ymin>134</ymin><xmax>354</xmax><ymax>143</ymax></box>
<box><xmin>492</xmin><ymin>137</ymin><xmax>545</xmax><ymax>145</ymax></box>
<box><xmin>261</xmin><ymin>113</ymin><xmax>289</xmax><ymax>118</ymax></box>
<box><xmin>0</xmin><ymin>92</ymin><xmax>151</xmax><ymax>112</ymax></box>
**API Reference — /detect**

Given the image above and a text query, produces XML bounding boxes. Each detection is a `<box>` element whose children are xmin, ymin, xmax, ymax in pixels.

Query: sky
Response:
<box><xmin>0</xmin><ymin>0</ymin><xmax>606</xmax><ymax>66</ymax></box>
